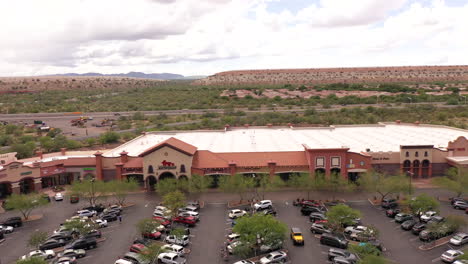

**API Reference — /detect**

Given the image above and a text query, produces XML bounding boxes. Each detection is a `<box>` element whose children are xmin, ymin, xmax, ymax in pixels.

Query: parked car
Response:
<box><xmin>186</xmin><ymin>201</ymin><xmax>200</xmax><ymax>210</ymax></box>
<box><xmin>133</xmin><ymin>238</ymin><xmax>154</xmax><ymax>247</ymax></box>
<box><xmin>172</xmin><ymin>216</ymin><xmax>196</xmax><ymax>227</ymax></box>
<box><xmin>101</xmin><ymin>213</ymin><xmax>118</xmax><ymax>222</ymax></box>
<box><xmin>55</xmin><ymin>256</ymin><xmax>77</xmax><ymax>264</ymax></box>
<box><xmin>344</xmin><ymin>225</ymin><xmax>369</xmax><ymax>235</ymax></box>
<box><xmin>450</xmin><ymin>233</ymin><xmax>468</xmax><ymax>246</ymax></box>
<box><xmin>332</xmin><ymin>257</ymin><xmax>356</xmax><ymax>264</ymax></box>
<box><xmin>178</xmin><ymin>211</ymin><xmax>199</xmax><ymax>221</ymax></box>
<box><xmin>70</xmin><ymin>195</ymin><xmax>79</xmax><ymax>203</ymax></box>
<box><xmin>320</xmin><ymin>233</ymin><xmax>348</xmax><ymax>249</ymax></box>
<box><xmin>58</xmin><ymin>249</ymin><xmax>86</xmax><ymax>259</ymax></box>
<box><xmin>451</xmin><ymin>197</ymin><xmax>467</xmax><ymax>205</ymax></box>
<box><xmin>454</xmin><ymin>260</ymin><xmax>468</xmax><ymax>264</ymax></box>
<box><xmin>385</xmin><ymin>208</ymin><xmax>401</xmax><ymax>218</ymax></box>
<box><xmin>39</xmin><ymin>239</ymin><xmax>67</xmax><ymax>250</ymax></box>
<box><xmin>83</xmin><ymin>205</ymin><xmax>105</xmax><ymax>213</ymax></box>
<box><xmin>420</xmin><ymin>211</ymin><xmax>438</xmax><ymax>222</ymax></box>
<box><xmin>394</xmin><ymin>213</ymin><xmax>413</xmax><ymax>223</ymax></box>
<box><xmin>381</xmin><ymin>198</ymin><xmax>398</xmax><ymax>209</ymax></box>
<box><xmin>310</xmin><ymin>223</ymin><xmax>331</xmax><ymax>234</ymax></box>
<box><xmin>233</xmin><ymin>261</ymin><xmax>255</xmax><ymax>264</ymax></box>
<box><xmin>161</xmin><ymin>244</ymin><xmax>185</xmax><ymax>257</ymax></box>
<box><xmin>130</xmin><ymin>243</ymin><xmax>147</xmax><ymax>253</ymax></box>
<box><xmin>254</xmin><ymin>200</ymin><xmax>273</xmax><ymax>210</ymax></box>
<box><xmin>262</xmin><ymin>207</ymin><xmax>277</xmax><ymax>216</ymax></box>
<box><xmin>428</xmin><ymin>215</ymin><xmax>445</xmax><ymax>225</ymax></box>
<box><xmin>178</xmin><ymin>205</ymin><xmax>198</xmax><ymax>213</ymax></box>
<box><xmin>142</xmin><ymin>230</ymin><xmax>162</xmax><ymax>240</ymax></box>
<box><xmin>83</xmin><ymin>229</ymin><xmax>102</xmax><ymax>239</ymax></box>
<box><xmin>441</xmin><ymin>249</ymin><xmax>464</xmax><ymax>263</ymax></box>
<box><xmin>412</xmin><ymin>222</ymin><xmax>427</xmax><ymax>235</ymax></box>
<box><xmin>165</xmin><ymin>235</ymin><xmax>190</xmax><ymax>246</ymax></box>
<box><xmin>259</xmin><ymin>250</ymin><xmax>287</xmax><ymax>264</ymax></box>
<box><xmin>290</xmin><ymin>227</ymin><xmax>304</xmax><ymax>245</ymax></box>
<box><xmin>76</xmin><ymin>209</ymin><xmax>96</xmax><ymax>217</ymax></box>
<box><xmin>419</xmin><ymin>225</ymin><xmax>454</xmax><ymax>242</ymax></box>
<box><xmin>0</xmin><ymin>224</ymin><xmax>14</xmax><ymax>233</ymax></box>
<box><xmin>453</xmin><ymin>201</ymin><xmax>468</xmax><ymax>210</ymax></box>
<box><xmin>328</xmin><ymin>248</ymin><xmax>358</xmax><ymax>262</ymax></box>
<box><xmin>116</xmin><ymin>252</ymin><xmax>150</xmax><ymax>264</ymax></box>
<box><xmin>158</xmin><ymin>252</ymin><xmax>187</xmax><ymax>264</ymax></box>
<box><xmin>54</xmin><ymin>193</ymin><xmax>64</xmax><ymax>201</ymax></box>
<box><xmin>227</xmin><ymin>240</ymin><xmax>242</xmax><ymax>254</ymax></box>
<box><xmin>102</xmin><ymin>208</ymin><xmax>121</xmax><ymax>216</ymax></box>
<box><xmin>229</xmin><ymin>209</ymin><xmax>247</xmax><ymax>219</ymax></box>
<box><xmin>1</xmin><ymin>216</ymin><xmax>22</xmax><ymax>227</ymax></box>
<box><xmin>21</xmin><ymin>250</ymin><xmax>56</xmax><ymax>260</ymax></box>
<box><xmin>401</xmin><ymin>219</ymin><xmax>417</xmax><ymax>231</ymax></box>
<box><xmin>94</xmin><ymin>219</ymin><xmax>108</xmax><ymax>228</ymax></box>
<box><xmin>309</xmin><ymin>212</ymin><xmax>327</xmax><ymax>222</ymax></box>
<box><xmin>48</xmin><ymin>232</ymin><xmax>73</xmax><ymax>242</ymax></box>
<box><xmin>65</xmin><ymin>237</ymin><xmax>97</xmax><ymax>250</ymax></box>
<box><xmin>301</xmin><ymin>206</ymin><xmax>325</xmax><ymax>215</ymax></box>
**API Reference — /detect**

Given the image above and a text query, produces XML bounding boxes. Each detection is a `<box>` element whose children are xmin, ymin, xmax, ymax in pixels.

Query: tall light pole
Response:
<box><xmin>91</xmin><ymin>177</ymin><xmax>95</xmax><ymax>206</ymax></box>
<box><xmin>406</xmin><ymin>171</ymin><xmax>413</xmax><ymax>195</ymax></box>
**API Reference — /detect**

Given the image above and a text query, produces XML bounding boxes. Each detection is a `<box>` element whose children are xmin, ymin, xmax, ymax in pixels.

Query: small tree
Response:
<box><xmin>325</xmin><ymin>173</ymin><xmax>356</xmax><ymax>201</ymax></box>
<box><xmin>5</xmin><ymin>193</ymin><xmax>49</xmax><ymax>220</ymax></box>
<box><xmin>288</xmin><ymin>173</ymin><xmax>326</xmax><ymax>199</ymax></box>
<box><xmin>219</xmin><ymin>174</ymin><xmax>255</xmax><ymax>202</ymax></box>
<box><xmin>63</xmin><ymin>219</ymin><xmax>96</xmax><ymax>236</ymax></box>
<box><xmin>404</xmin><ymin>194</ymin><xmax>439</xmax><ymax>216</ymax></box>
<box><xmin>170</xmin><ymin>227</ymin><xmax>186</xmax><ymax>239</ymax></box>
<box><xmin>358</xmin><ymin>254</ymin><xmax>388</xmax><ymax>264</ymax></box>
<box><xmin>255</xmin><ymin>175</ymin><xmax>285</xmax><ymax>200</ymax></box>
<box><xmin>108</xmin><ymin>179</ymin><xmax>139</xmax><ymax>206</ymax></box>
<box><xmin>358</xmin><ymin>171</ymin><xmax>410</xmax><ymax>201</ymax></box>
<box><xmin>163</xmin><ymin>191</ymin><xmax>186</xmax><ymax>225</ymax></box>
<box><xmin>69</xmin><ymin>179</ymin><xmax>109</xmax><ymax>206</ymax></box>
<box><xmin>136</xmin><ymin>218</ymin><xmax>162</xmax><ymax>235</ymax></box>
<box><xmin>326</xmin><ymin>204</ymin><xmax>362</xmax><ymax>232</ymax></box>
<box><xmin>16</xmin><ymin>258</ymin><xmax>48</xmax><ymax>264</ymax></box>
<box><xmin>445</xmin><ymin>215</ymin><xmax>467</xmax><ymax>233</ymax></box>
<box><xmin>432</xmin><ymin>168</ymin><xmax>468</xmax><ymax>197</ymax></box>
<box><xmin>138</xmin><ymin>243</ymin><xmax>166</xmax><ymax>263</ymax></box>
<box><xmin>27</xmin><ymin>231</ymin><xmax>48</xmax><ymax>249</ymax></box>
<box><xmin>187</xmin><ymin>174</ymin><xmax>213</xmax><ymax>199</ymax></box>
<box><xmin>349</xmin><ymin>243</ymin><xmax>381</xmax><ymax>258</ymax></box>
<box><xmin>157</xmin><ymin>178</ymin><xmax>187</xmax><ymax>196</ymax></box>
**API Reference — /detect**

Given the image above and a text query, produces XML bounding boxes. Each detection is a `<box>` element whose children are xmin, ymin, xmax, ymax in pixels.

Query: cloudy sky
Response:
<box><xmin>1</xmin><ymin>0</ymin><xmax>467</xmax><ymax>77</ymax></box>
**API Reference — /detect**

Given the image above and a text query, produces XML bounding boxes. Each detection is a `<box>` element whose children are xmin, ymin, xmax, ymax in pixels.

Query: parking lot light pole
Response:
<box><xmin>406</xmin><ymin>171</ymin><xmax>413</xmax><ymax>195</ymax></box>
<box><xmin>91</xmin><ymin>177</ymin><xmax>95</xmax><ymax>206</ymax></box>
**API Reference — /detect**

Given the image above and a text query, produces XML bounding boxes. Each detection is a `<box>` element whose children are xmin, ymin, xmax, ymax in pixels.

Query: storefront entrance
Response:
<box><xmin>19</xmin><ymin>178</ymin><xmax>35</xmax><ymax>194</ymax></box>
<box><xmin>0</xmin><ymin>182</ymin><xmax>12</xmax><ymax>198</ymax></box>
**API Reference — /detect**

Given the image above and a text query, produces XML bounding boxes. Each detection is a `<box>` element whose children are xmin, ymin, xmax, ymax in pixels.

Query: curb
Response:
<box><xmin>227</xmin><ymin>201</ymin><xmax>251</xmax><ymax>209</ymax></box>
<box><xmin>418</xmin><ymin>237</ymin><xmax>450</xmax><ymax>251</ymax></box>
<box><xmin>0</xmin><ymin>238</ymin><xmax>5</xmax><ymax>244</ymax></box>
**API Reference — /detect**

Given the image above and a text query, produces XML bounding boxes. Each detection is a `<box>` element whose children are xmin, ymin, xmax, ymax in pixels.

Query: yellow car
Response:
<box><xmin>291</xmin><ymin>227</ymin><xmax>304</xmax><ymax>245</ymax></box>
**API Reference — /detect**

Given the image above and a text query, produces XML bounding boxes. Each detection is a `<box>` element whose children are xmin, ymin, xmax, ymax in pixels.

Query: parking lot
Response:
<box><xmin>1</xmin><ymin>189</ymin><xmax>467</xmax><ymax>264</ymax></box>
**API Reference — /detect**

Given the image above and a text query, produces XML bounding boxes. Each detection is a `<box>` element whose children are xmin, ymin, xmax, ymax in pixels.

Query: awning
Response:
<box><xmin>347</xmin><ymin>169</ymin><xmax>367</xmax><ymax>173</ymax></box>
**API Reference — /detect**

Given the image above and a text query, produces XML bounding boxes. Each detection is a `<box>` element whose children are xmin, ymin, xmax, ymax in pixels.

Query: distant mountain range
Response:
<box><xmin>51</xmin><ymin>72</ymin><xmax>205</xmax><ymax>80</ymax></box>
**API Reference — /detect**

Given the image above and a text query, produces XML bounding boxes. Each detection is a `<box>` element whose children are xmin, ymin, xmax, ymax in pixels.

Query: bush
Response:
<box><xmin>99</xmin><ymin>131</ymin><xmax>120</xmax><ymax>144</ymax></box>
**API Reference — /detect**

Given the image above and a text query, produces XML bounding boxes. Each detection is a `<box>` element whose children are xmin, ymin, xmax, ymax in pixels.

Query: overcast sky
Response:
<box><xmin>1</xmin><ymin>0</ymin><xmax>467</xmax><ymax>77</ymax></box>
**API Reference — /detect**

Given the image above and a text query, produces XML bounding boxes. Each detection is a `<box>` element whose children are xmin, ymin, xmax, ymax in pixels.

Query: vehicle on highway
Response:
<box><xmin>1</xmin><ymin>216</ymin><xmax>22</xmax><ymax>227</ymax></box>
<box><xmin>449</xmin><ymin>233</ymin><xmax>468</xmax><ymax>246</ymax></box>
<box><xmin>165</xmin><ymin>235</ymin><xmax>190</xmax><ymax>246</ymax></box>
<box><xmin>54</xmin><ymin>256</ymin><xmax>77</xmax><ymax>264</ymax></box>
<box><xmin>401</xmin><ymin>219</ymin><xmax>417</xmax><ymax>231</ymax></box>
<box><xmin>54</xmin><ymin>193</ymin><xmax>64</xmax><ymax>201</ymax></box>
<box><xmin>290</xmin><ymin>227</ymin><xmax>304</xmax><ymax>245</ymax></box>
<box><xmin>76</xmin><ymin>209</ymin><xmax>97</xmax><ymax>217</ymax></box>
<box><xmin>259</xmin><ymin>250</ymin><xmax>287</xmax><ymax>264</ymax></box>
<box><xmin>320</xmin><ymin>233</ymin><xmax>348</xmax><ymax>249</ymax></box>
<box><xmin>65</xmin><ymin>237</ymin><xmax>97</xmax><ymax>250</ymax></box>
<box><xmin>58</xmin><ymin>249</ymin><xmax>86</xmax><ymax>259</ymax></box>
<box><xmin>158</xmin><ymin>252</ymin><xmax>187</xmax><ymax>264</ymax></box>
<box><xmin>440</xmin><ymin>249</ymin><xmax>464</xmax><ymax>263</ymax></box>
<box><xmin>385</xmin><ymin>208</ymin><xmax>400</xmax><ymax>218</ymax></box>
<box><xmin>161</xmin><ymin>244</ymin><xmax>185</xmax><ymax>257</ymax></box>
<box><xmin>310</xmin><ymin>223</ymin><xmax>331</xmax><ymax>234</ymax></box>
<box><xmin>412</xmin><ymin>222</ymin><xmax>427</xmax><ymax>235</ymax></box>
<box><xmin>381</xmin><ymin>198</ymin><xmax>398</xmax><ymax>209</ymax></box>
<box><xmin>254</xmin><ymin>200</ymin><xmax>273</xmax><ymax>210</ymax></box>
<box><xmin>229</xmin><ymin>209</ymin><xmax>247</xmax><ymax>219</ymax></box>
<box><xmin>394</xmin><ymin>213</ymin><xmax>413</xmax><ymax>223</ymax></box>
<box><xmin>453</xmin><ymin>200</ymin><xmax>468</xmax><ymax>210</ymax></box>
<box><xmin>327</xmin><ymin>248</ymin><xmax>358</xmax><ymax>262</ymax></box>
<box><xmin>39</xmin><ymin>239</ymin><xmax>67</xmax><ymax>250</ymax></box>
<box><xmin>142</xmin><ymin>230</ymin><xmax>162</xmax><ymax>240</ymax></box>
<box><xmin>0</xmin><ymin>224</ymin><xmax>13</xmax><ymax>233</ymax></box>
<box><xmin>420</xmin><ymin>211</ymin><xmax>438</xmax><ymax>222</ymax></box>
<box><xmin>21</xmin><ymin>250</ymin><xmax>56</xmax><ymax>260</ymax></box>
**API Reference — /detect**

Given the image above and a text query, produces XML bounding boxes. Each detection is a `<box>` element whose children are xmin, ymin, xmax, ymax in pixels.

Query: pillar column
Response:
<box><xmin>418</xmin><ymin>166</ymin><xmax>422</xmax><ymax>179</ymax></box>
<box><xmin>33</xmin><ymin>178</ymin><xmax>42</xmax><ymax>192</ymax></box>
<box><xmin>428</xmin><ymin>164</ymin><xmax>433</xmax><ymax>177</ymax></box>
<box><xmin>94</xmin><ymin>151</ymin><xmax>103</xmax><ymax>181</ymax></box>
<box><xmin>120</xmin><ymin>151</ymin><xmax>129</xmax><ymax>164</ymax></box>
<box><xmin>268</xmin><ymin>161</ymin><xmax>276</xmax><ymax>179</ymax></box>
<box><xmin>115</xmin><ymin>163</ymin><xmax>124</xmax><ymax>181</ymax></box>
<box><xmin>228</xmin><ymin>162</ymin><xmax>237</xmax><ymax>176</ymax></box>
<box><xmin>11</xmin><ymin>182</ymin><xmax>20</xmax><ymax>194</ymax></box>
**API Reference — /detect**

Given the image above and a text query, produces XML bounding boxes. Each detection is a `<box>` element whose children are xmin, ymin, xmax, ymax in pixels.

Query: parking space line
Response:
<box><xmin>431</xmin><ymin>257</ymin><xmax>440</xmax><ymax>263</ymax></box>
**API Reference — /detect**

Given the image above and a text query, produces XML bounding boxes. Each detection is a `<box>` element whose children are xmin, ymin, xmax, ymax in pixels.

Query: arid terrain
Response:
<box><xmin>195</xmin><ymin>65</ymin><xmax>468</xmax><ymax>85</ymax></box>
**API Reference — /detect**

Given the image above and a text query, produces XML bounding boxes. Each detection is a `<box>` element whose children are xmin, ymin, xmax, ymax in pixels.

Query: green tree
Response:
<box><xmin>157</xmin><ymin>178</ymin><xmax>187</xmax><ymax>196</ymax></box>
<box><xmin>288</xmin><ymin>173</ymin><xmax>326</xmax><ymax>199</ymax></box>
<box><xmin>187</xmin><ymin>174</ymin><xmax>212</xmax><ymax>199</ymax></box>
<box><xmin>138</xmin><ymin>243</ymin><xmax>166</xmax><ymax>263</ymax></box>
<box><xmin>219</xmin><ymin>174</ymin><xmax>255</xmax><ymax>202</ymax></box>
<box><xmin>5</xmin><ymin>193</ymin><xmax>48</xmax><ymax>220</ymax></box>
<box><xmin>108</xmin><ymin>179</ymin><xmax>139</xmax><ymax>206</ymax></box>
<box><xmin>445</xmin><ymin>215</ymin><xmax>467</xmax><ymax>233</ymax></box>
<box><xmin>358</xmin><ymin>254</ymin><xmax>387</xmax><ymax>264</ymax></box>
<box><xmin>10</xmin><ymin>142</ymin><xmax>36</xmax><ymax>159</ymax></box>
<box><xmin>432</xmin><ymin>168</ymin><xmax>468</xmax><ymax>197</ymax></box>
<box><xmin>163</xmin><ymin>191</ymin><xmax>186</xmax><ymax>224</ymax></box>
<box><xmin>63</xmin><ymin>219</ymin><xmax>96</xmax><ymax>236</ymax></box>
<box><xmin>326</xmin><ymin>173</ymin><xmax>356</xmax><ymax>201</ymax></box>
<box><xmin>254</xmin><ymin>175</ymin><xmax>285</xmax><ymax>200</ymax></box>
<box><xmin>27</xmin><ymin>231</ymin><xmax>48</xmax><ymax>249</ymax></box>
<box><xmin>404</xmin><ymin>194</ymin><xmax>439</xmax><ymax>216</ymax></box>
<box><xmin>136</xmin><ymin>218</ymin><xmax>162</xmax><ymax>235</ymax></box>
<box><xmin>232</xmin><ymin>214</ymin><xmax>287</xmax><ymax>257</ymax></box>
<box><xmin>99</xmin><ymin>131</ymin><xmax>120</xmax><ymax>144</ymax></box>
<box><xmin>358</xmin><ymin>171</ymin><xmax>411</xmax><ymax>201</ymax></box>
<box><xmin>16</xmin><ymin>257</ymin><xmax>48</xmax><ymax>264</ymax></box>
<box><xmin>326</xmin><ymin>204</ymin><xmax>362</xmax><ymax>232</ymax></box>
<box><xmin>349</xmin><ymin>243</ymin><xmax>381</xmax><ymax>258</ymax></box>
<box><xmin>69</xmin><ymin>179</ymin><xmax>109</xmax><ymax>206</ymax></box>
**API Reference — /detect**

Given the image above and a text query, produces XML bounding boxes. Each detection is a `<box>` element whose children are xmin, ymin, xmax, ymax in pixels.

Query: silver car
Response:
<box><xmin>450</xmin><ymin>233</ymin><xmax>468</xmax><ymax>246</ymax></box>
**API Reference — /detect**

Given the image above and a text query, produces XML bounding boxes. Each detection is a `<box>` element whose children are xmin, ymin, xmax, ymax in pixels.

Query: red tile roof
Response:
<box><xmin>192</xmin><ymin>151</ymin><xmax>308</xmax><ymax>168</ymax></box>
<box><xmin>139</xmin><ymin>137</ymin><xmax>197</xmax><ymax>157</ymax></box>
<box><xmin>123</xmin><ymin>158</ymin><xmax>143</xmax><ymax>168</ymax></box>
<box><xmin>63</xmin><ymin>157</ymin><xmax>96</xmax><ymax>167</ymax></box>
<box><xmin>192</xmin><ymin>150</ymin><xmax>229</xmax><ymax>168</ymax></box>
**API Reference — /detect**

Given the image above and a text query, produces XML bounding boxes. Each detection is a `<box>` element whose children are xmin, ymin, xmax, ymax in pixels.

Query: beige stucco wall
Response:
<box><xmin>400</xmin><ymin>148</ymin><xmax>433</xmax><ymax>163</ymax></box>
<box><xmin>370</xmin><ymin>152</ymin><xmax>400</xmax><ymax>164</ymax></box>
<box><xmin>102</xmin><ymin>157</ymin><xmax>121</xmax><ymax>170</ymax></box>
<box><xmin>142</xmin><ymin>146</ymin><xmax>193</xmax><ymax>180</ymax></box>
<box><xmin>0</xmin><ymin>162</ymin><xmax>40</xmax><ymax>183</ymax></box>
<box><xmin>432</xmin><ymin>149</ymin><xmax>448</xmax><ymax>163</ymax></box>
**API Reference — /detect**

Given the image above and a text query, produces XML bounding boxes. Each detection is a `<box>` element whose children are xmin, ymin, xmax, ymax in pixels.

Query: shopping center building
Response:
<box><xmin>1</xmin><ymin>122</ymin><xmax>467</xmax><ymax>197</ymax></box>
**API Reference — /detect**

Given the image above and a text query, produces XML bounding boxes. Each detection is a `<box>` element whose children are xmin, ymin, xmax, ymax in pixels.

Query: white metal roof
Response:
<box><xmin>104</xmin><ymin>123</ymin><xmax>468</xmax><ymax>157</ymax></box>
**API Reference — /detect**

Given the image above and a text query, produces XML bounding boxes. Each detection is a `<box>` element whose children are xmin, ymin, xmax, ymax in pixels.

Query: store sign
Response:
<box><xmin>83</xmin><ymin>168</ymin><xmax>95</xmax><ymax>171</ymax></box>
<box><xmin>9</xmin><ymin>164</ymin><xmax>19</xmax><ymax>169</ymax></box>
<box><xmin>158</xmin><ymin>160</ymin><xmax>176</xmax><ymax>170</ymax></box>
<box><xmin>41</xmin><ymin>166</ymin><xmax>66</xmax><ymax>177</ymax></box>
<box><xmin>372</xmin><ymin>157</ymin><xmax>390</xmax><ymax>161</ymax></box>
<box><xmin>20</xmin><ymin>171</ymin><xmax>32</xmax><ymax>176</ymax></box>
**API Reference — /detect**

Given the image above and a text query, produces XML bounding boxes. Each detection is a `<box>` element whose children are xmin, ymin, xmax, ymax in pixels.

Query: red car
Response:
<box><xmin>314</xmin><ymin>219</ymin><xmax>328</xmax><ymax>225</ymax></box>
<box><xmin>130</xmin><ymin>243</ymin><xmax>147</xmax><ymax>253</ymax></box>
<box><xmin>295</xmin><ymin>199</ymin><xmax>321</xmax><ymax>207</ymax></box>
<box><xmin>152</xmin><ymin>217</ymin><xmax>171</xmax><ymax>227</ymax></box>
<box><xmin>142</xmin><ymin>230</ymin><xmax>162</xmax><ymax>240</ymax></box>
<box><xmin>172</xmin><ymin>216</ymin><xmax>196</xmax><ymax>227</ymax></box>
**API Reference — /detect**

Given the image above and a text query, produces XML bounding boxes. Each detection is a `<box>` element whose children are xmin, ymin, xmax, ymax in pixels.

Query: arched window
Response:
<box><xmin>405</xmin><ymin>152</ymin><xmax>409</xmax><ymax>157</ymax></box>
<box><xmin>415</xmin><ymin>152</ymin><xmax>419</xmax><ymax>157</ymax></box>
<box><xmin>403</xmin><ymin>160</ymin><xmax>411</xmax><ymax>168</ymax></box>
<box><xmin>180</xmin><ymin>165</ymin><xmax>186</xmax><ymax>173</ymax></box>
<box><xmin>148</xmin><ymin>165</ymin><xmax>154</xmax><ymax>174</ymax></box>
<box><xmin>424</xmin><ymin>151</ymin><xmax>428</xmax><ymax>157</ymax></box>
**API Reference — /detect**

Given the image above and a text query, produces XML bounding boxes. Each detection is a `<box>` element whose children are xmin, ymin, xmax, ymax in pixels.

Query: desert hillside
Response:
<box><xmin>194</xmin><ymin>65</ymin><xmax>468</xmax><ymax>85</ymax></box>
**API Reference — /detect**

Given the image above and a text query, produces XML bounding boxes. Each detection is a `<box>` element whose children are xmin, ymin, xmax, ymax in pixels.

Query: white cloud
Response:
<box><xmin>0</xmin><ymin>0</ymin><xmax>467</xmax><ymax>76</ymax></box>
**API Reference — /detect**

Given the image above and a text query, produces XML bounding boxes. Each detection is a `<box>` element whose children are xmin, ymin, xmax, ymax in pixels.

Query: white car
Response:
<box><xmin>161</xmin><ymin>244</ymin><xmax>185</xmax><ymax>257</ymax></box>
<box><xmin>164</xmin><ymin>235</ymin><xmax>190</xmax><ymax>246</ymax></box>
<box><xmin>227</xmin><ymin>233</ymin><xmax>241</xmax><ymax>241</ymax></box>
<box><xmin>254</xmin><ymin>200</ymin><xmax>272</xmax><ymax>210</ymax></box>
<box><xmin>227</xmin><ymin>241</ymin><xmax>243</xmax><ymax>254</ymax></box>
<box><xmin>93</xmin><ymin>219</ymin><xmax>108</xmax><ymax>228</ymax></box>
<box><xmin>153</xmin><ymin>210</ymin><xmax>170</xmax><ymax>218</ymax></box>
<box><xmin>0</xmin><ymin>225</ymin><xmax>14</xmax><ymax>233</ymax></box>
<box><xmin>155</xmin><ymin>206</ymin><xmax>170</xmax><ymax>213</ymax></box>
<box><xmin>54</xmin><ymin>193</ymin><xmax>64</xmax><ymax>201</ymax></box>
<box><xmin>178</xmin><ymin>211</ymin><xmax>199</xmax><ymax>221</ymax></box>
<box><xmin>233</xmin><ymin>261</ymin><xmax>255</xmax><ymax>264</ymax></box>
<box><xmin>441</xmin><ymin>249</ymin><xmax>464</xmax><ymax>263</ymax></box>
<box><xmin>21</xmin><ymin>250</ymin><xmax>56</xmax><ymax>260</ymax></box>
<box><xmin>76</xmin><ymin>210</ymin><xmax>97</xmax><ymax>217</ymax></box>
<box><xmin>179</xmin><ymin>205</ymin><xmax>198</xmax><ymax>212</ymax></box>
<box><xmin>450</xmin><ymin>233</ymin><xmax>468</xmax><ymax>246</ymax></box>
<box><xmin>259</xmin><ymin>250</ymin><xmax>288</xmax><ymax>264</ymax></box>
<box><xmin>344</xmin><ymin>225</ymin><xmax>369</xmax><ymax>234</ymax></box>
<box><xmin>158</xmin><ymin>252</ymin><xmax>186</xmax><ymax>264</ymax></box>
<box><xmin>454</xmin><ymin>260</ymin><xmax>468</xmax><ymax>264</ymax></box>
<box><xmin>420</xmin><ymin>211</ymin><xmax>438</xmax><ymax>222</ymax></box>
<box><xmin>229</xmin><ymin>209</ymin><xmax>247</xmax><ymax>219</ymax></box>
